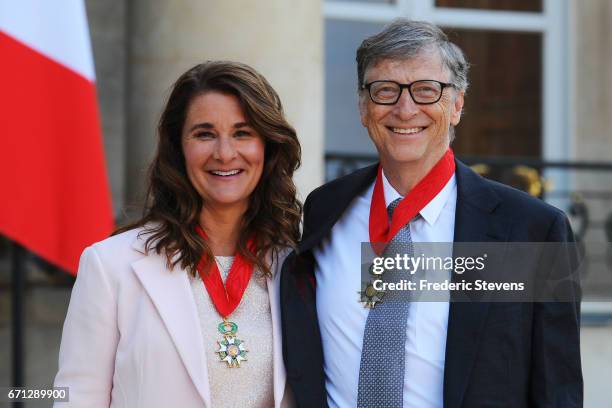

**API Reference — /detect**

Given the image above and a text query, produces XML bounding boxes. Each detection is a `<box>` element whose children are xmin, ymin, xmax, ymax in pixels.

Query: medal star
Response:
<box><xmin>359</xmin><ymin>282</ymin><xmax>385</xmax><ymax>308</ymax></box>
<box><xmin>217</xmin><ymin>336</ymin><xmax>248</xmax><ymax>367</ymax></box>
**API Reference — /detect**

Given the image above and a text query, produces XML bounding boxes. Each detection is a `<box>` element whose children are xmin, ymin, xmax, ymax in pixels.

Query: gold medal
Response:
<box><xmin>359</xmin><ymin>263</ymin><xmax>385</xmax><ymax>308</ymax></box>
<box><xmin>195</xmin><ymin>228</ymin><xmax>256</xmax><ymax>369</ymax></box>
<box><xmin>216</xmin><ymin>319</ymin><xmax>248</xmax><ymax>368</ymax></box>
<box><xmin>359</xmin><ymin>281</ymin><xmax>385</xmax><ymax>308</ymax></box>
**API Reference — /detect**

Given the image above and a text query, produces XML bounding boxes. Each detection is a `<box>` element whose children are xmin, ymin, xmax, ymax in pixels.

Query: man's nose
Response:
<box><xmin>213</xmin><ymin>136</ymin><xmax>238</xmax><ymax>162</ymax></box>
<box><xmin>394</xmin><ymin>89</ymin><xmax>419</xmax><ymax>119</ymax></box>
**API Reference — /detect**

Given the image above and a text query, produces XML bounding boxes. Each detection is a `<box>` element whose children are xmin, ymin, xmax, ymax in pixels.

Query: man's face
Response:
<box><xmin>359</xmin><ymin>50</ymin><xmax>464</xmax><ymax>170</ymax></box>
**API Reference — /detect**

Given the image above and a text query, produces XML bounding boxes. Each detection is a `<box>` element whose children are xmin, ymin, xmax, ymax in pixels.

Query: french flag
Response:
<box><xmin>0</xmin><ymin>0</ymin><xmax>114</xmax><ymax>274</ymax></box>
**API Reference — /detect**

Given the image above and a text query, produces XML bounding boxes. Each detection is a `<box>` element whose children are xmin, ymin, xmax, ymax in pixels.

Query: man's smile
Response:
<box><xmin>388</xmin><ymin>126</ymin><xmax>425</xmax><ymax>135</ymax></box>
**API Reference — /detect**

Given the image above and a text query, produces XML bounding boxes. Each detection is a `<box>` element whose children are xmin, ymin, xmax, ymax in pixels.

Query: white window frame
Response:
<box><xmin>324</xmin><ymin>0</ymin><xmax>573</xmax><ymax>164</ymax></box>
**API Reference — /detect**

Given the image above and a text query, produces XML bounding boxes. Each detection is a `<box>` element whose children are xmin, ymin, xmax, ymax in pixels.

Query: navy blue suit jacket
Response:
<box><xmin>280</xmin><ymin>160</ymin><xmax>583</xmax><ymax>408</ymax></box>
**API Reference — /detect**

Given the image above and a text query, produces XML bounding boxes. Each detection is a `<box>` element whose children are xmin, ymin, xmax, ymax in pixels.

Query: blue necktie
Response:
<box><xmin>357</xmin><ymin>198</ymin><xmax>413</xmax><ymax>408</ymax></box>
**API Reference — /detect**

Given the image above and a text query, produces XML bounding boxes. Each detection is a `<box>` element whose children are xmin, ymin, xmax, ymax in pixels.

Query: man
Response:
<box><xmin>281</xmin><ymin>19</ymin><xmax>582</xmax><ymax>408</ymax></box>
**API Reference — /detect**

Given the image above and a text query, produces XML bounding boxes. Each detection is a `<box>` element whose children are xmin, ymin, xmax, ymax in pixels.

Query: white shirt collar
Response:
<box><xmin>381</xmin><ymin>168</ymin><xmax>457</xmax><ymax>227</ymax></box>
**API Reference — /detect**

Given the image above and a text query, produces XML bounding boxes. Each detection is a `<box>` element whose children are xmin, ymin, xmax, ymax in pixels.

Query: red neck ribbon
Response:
<box><xmin>369</xmin><ymin>149</ymin><xmax>455</xmax><ymax>255</ymax></box>
<box><xmin>195</xmin><ymin>226</ymin><xmax>256</xmax><ymax>318</ymax></box>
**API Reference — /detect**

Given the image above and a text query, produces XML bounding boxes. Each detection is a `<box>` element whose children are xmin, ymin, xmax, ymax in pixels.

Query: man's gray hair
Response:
<box><xmin>356</xmin><ymin>19</ymin><xmax>469</xmax><ymax>91</ymax></box>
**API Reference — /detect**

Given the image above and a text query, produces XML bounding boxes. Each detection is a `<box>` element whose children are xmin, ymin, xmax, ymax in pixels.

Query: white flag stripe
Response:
<box><xmin>0</xmin><ymin>0</ymin><xmax>96</xmax><ymax>81</ymax></box>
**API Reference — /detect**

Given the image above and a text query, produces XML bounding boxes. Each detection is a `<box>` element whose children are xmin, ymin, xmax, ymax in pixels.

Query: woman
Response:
<box><xmin>54</xmin><ymin>61</ymin><xmax>301</xmax><ymax>408</ymax></box>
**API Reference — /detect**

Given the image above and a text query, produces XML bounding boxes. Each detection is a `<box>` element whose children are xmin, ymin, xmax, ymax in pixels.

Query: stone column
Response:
<box><xmin>125</xmin><ymin>0</ymin><xmax>324</xmax><ymax>209</ymax></box>
<box><xmin>85</xmin><ymin>0</ymin><xmax>128</xmax><ymax>217</ymax></box>
<box><xmin>572</xmin><ymin>0</ymin><xmax>612</xmax><ymax>242</ymax></box>
<box><xmin>572</xmin><ymin>3</ymin><xmax>612</xmax><ymax>408</ymax></box>
<box><xmin>574</xmin><ymin>0</ymin><xmax>612</xmax><ymax>163</ymax></box>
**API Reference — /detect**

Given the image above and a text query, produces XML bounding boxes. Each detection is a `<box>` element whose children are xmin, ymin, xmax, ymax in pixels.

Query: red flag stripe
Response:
<box><xmin>0</xmin><ymin>31</ymin><xmax>114</xmax><ymax>274</ymax></box>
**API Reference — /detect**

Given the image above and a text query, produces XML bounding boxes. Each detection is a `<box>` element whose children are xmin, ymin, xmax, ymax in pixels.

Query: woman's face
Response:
<box><xmin>181</xmin><ymin>91</ymin><xmax>265</xmax><ymax>213</ymax></box>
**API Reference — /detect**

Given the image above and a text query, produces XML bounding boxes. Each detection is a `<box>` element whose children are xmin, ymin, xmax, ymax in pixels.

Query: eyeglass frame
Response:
<box><xmin>361</xmin><ymin>79</ymin><xmax>457</xmax><ymax>105</ymax></box>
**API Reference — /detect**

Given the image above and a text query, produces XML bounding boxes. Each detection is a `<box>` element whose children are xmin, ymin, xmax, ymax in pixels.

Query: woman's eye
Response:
<box><xmin>195</xmin><ymin>131</ymin><xmax>214</xmax><ymax>139</ymax></box>
<box><xmin>235</xmin><ymin>130</ymin><xmax>251</xmax><ymax>138</ymax></box>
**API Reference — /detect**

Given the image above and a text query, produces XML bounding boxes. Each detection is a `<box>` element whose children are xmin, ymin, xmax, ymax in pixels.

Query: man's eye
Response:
<box><xmin>413</xmin><ymin>86</ymin><xmax>438</xmax><ymax>96</ymax></box>
<box><xmin>376</xmin><ymin>86</ymin><xmax>398</xmax><ymax>95</ymax></box>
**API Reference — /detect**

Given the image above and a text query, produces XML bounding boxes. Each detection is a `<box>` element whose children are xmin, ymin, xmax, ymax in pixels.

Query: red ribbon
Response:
<box><xmin>369</xmin><ymin>149</ymin><xmax>455</xmax><ymax>255</ymax></box>
<box><xmin>195</xmin><ymin>227</ymin><xmax>256</xmax><ymax>318</ymax></box>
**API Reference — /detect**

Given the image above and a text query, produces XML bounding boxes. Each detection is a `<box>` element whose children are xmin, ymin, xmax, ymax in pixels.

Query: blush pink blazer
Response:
<box><xmin>54</xmin><ymin>227</ymin><xmax>294</xmax><ymax>408</ymax></box>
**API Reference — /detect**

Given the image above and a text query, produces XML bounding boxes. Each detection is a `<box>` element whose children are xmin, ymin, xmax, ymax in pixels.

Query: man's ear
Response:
<box><xmin>358</xmin><ymin>93</ymin><xmax>368</xmax><ymax>127</ymax></box>
<box><xmin>450</xmin><ymin>90</ymin><xmax>465</xmax><ymax>126</ymax></box>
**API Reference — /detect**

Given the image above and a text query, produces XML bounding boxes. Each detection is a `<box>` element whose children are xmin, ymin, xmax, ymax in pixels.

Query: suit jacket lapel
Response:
<box><xmin>130</xmin><ymin>240</ymin><xmax>212</xmax><ymax>408</ymax></box>
<box><xmin>443</xmin><ymin>161</ymin><xmax>511</xmax><ymax>408</ymax></box>
<box><xmin>299</xmin><ymin>164</ymin><xmax>378</xmax><ymax>253</ymax></box>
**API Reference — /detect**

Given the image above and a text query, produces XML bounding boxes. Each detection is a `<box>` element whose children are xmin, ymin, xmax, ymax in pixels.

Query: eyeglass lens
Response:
<box><xmin>369</xmin><ymin>80</ymin><xmax>443</xmax><ymax>104</ymax></box>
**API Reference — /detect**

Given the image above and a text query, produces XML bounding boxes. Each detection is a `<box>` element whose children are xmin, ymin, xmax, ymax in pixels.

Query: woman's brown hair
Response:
<box><xmin>116</xmin><ymin>61</ymin><xmax>302</xmax><ymax>276</ymax></box>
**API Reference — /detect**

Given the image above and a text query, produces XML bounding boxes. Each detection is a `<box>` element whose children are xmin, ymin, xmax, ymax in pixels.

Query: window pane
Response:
<box><xmin>324</xmin><ymin>19</ymin><xmax>385</xmax><ymax>155</ymax></box>
<box><xmin>436</xmin><ymin>0</ymin><xmax>542</xmax><ymax>12</ymax></box>
<box><xmin>447</xmin><ymin>29</ymin><xmax>542</xmax><ymax>158</ymax></box>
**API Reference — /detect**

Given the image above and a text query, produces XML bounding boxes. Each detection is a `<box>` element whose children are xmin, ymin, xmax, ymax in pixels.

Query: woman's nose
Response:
<box><xmin>213</xmin><ymin>136</ymin><xmax>238</xmax><ymax>162</ymax></box>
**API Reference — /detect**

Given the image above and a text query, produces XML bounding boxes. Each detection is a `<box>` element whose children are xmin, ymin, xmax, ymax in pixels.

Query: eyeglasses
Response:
<box><xmin>362</xmin><ymin>80</ymin><xmax>456</xmax><ymax>105</ymax></box>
